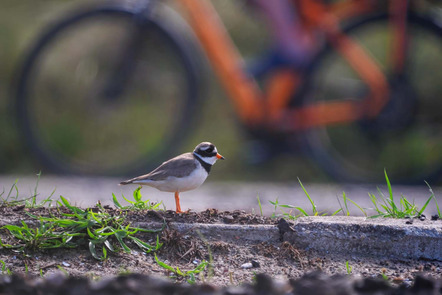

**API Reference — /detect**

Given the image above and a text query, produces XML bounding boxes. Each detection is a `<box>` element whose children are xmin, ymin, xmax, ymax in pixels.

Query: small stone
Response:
<box><xmin>12</xmin><ymin>205</ymin><xmax>25</xmax><ymax>211</ymax></box>
<box><xmin>62</xmin><ymin>261</ymin><xmax>70</xmax><ymax>267</ymax></box>
<box><xmin>251</xmin><ymin>260</ymin><xmax>260</xmax><ymax>268</ymax></box>
<box><xmin>419</xmin><ymin>214</ymin><xmax>426</xmax><ymax>221</ymax></box>
<box><xmin>223</xmin><ymin>215</ymin><xmax>234</xmax><ymax>224</ymax></box>
<box><xmin>192</xmin><ymin>259</ymin><xmax>201</xmax><ymax>265</ymax></box>
<box><xmin>431</xmin><ymin>214</ymin><xmax>439</xmax><ymax>221</ymax></box>
<box><xmin>241</xmin><ymin>260</ymin><xmax>260</xmax><ymax>269</ymax></box>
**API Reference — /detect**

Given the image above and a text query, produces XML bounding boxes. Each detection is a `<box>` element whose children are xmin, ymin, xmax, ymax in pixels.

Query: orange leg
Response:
<box><xmin>174</xmin><ymin>191</ymin><xmax>183</xmax><ymax>213</ymax></box>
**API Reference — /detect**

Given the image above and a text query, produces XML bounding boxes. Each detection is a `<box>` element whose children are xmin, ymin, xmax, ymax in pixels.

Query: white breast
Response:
<box><xmin>143</xmin><ymin>164</ymin><xmax>209</xmax><ymax>192</ymax></box>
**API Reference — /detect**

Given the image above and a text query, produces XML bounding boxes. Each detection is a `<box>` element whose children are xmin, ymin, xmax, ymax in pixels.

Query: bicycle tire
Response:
<box><xmin>16</xmin><ymin>4</ymin><xmax>203</xmax><ymax>175</ymax></box>
<box><xmin>296</xmin><ymin>13</ymin><xmax>442</xmax><ymax>183</ymax></box>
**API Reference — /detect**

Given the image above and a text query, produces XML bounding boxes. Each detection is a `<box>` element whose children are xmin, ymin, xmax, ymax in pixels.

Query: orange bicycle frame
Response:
<box><xmin>176</xmin><ymin>0</ymin><xmax>407</xmax><ymax>130</ymax></box>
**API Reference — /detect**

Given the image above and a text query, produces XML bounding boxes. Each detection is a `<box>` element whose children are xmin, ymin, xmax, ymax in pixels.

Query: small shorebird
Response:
<box><xmin>119</xmin><ymin>142</ymin><xmax>224</xmax><ymax>213</ymax></box>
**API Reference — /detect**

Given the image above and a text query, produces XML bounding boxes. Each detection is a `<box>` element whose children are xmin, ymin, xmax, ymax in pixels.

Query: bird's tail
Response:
<box><xmin>119</xmin><ymin>180</ymin><xmax>133</xmax><ymax>186</ymax></box>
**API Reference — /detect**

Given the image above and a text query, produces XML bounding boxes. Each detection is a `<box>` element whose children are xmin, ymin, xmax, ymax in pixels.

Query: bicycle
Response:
<box><xmin>15</xmin><ymin>0</ymin><xmax>442</xmax><ymax>183</ymax></box>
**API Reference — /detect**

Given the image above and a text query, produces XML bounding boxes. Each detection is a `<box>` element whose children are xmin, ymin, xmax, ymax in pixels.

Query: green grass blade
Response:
<box><xmin>59</xmin><ymin>196</ymin><xmax>85</xmax><ymax>215</ymax></box>
<box><xmin>293</xmin><ymin>206</ymin><xmax>309</xmax><ymax>216</ymax></box>
<box><xmin>89</xmin><ymin>241</ymin><xmax>103</xmax><ymax>260</ymax></box>
<box><xmin>346</xmin><ymin>197</ymin><xmax>367</xmax><ymax>217</ymax></box>
<box><xmin>425</xmin><ymin>181</ymin><xmax>441</xmax><ymax>217</ymax></box>
<box><xmin>128</xmin><ymin>236</ymin><xmax>154</xmax><ymax>253</ymax></box>
<box><xmin>112</xmin><ymin>194</ymin><xmax>123</xmax><ymax>209</ymax></box>
<box><xmin>113</xmin><ymin>230</ymin><xmax>131</xmax><ymax>253</ymax></box>
<box><xmin>384</xmin><ymin>170</ymin><xmax>398</xmax><ymax>213</ymax></box>
<box><xmin>257</xmin><ymin>195</ymin><xmax>263</xmax><ymax>216</ymax></box>
<box><xmin>175</xmin><ymin>266</ymin><xmax>184</xmax><ymax>276</ymax></box>
<box><xmin>154</xmin><ymin>254</ymin><xmax>176</xmax><ymax>273</ymax></box>
<box><xmin>298</xmin><ymin>178</ymin><xmax>317</xmax><ymax>215</ymax></box>
<box><xmin>342</xmin><ymin>191</ymin><xmax>350</xmax><ymax>216</ymax></box>
<box><xmin>194</xmin><ymin>260</ymin><xmax>208</xmax><ymax>272</ymax></box>
<box><xmin>133</xmin><ymin>187</ymin><xmax>142</xmax><ymax>202</ymax></box>
<box><xmin>418</xmin><ymin>195</ymin><xmax>433</xmax><ymax>216</ymax></box>
<box><xmin>155</xmin><ymin>235</ymin><xmax>163</xmax><ymax>250</ymax></box>
<box><xmin>331</xmin><ymin>208</ymin><xmax>343</xmax><ymax>216</ymax></box>
<box><xmin>122</xmin><ymin>194</ymin><xmax>134</xmax><ymax>205</ymax></box>
<box><xmin>102</xmin><ymin>246</ymin><xmax>108</xmax><ymax>260</ymax></box>
<box><xmin>104</xmin><ymin>240</ymin><xmax>115</xmax><ymax>252</ymax></box>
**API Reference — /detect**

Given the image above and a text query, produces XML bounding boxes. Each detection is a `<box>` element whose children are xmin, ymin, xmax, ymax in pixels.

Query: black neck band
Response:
<box><xmin>194</xmin><ymin>153</ymin><xmax>212</xmax><ymax>173</ymax></box>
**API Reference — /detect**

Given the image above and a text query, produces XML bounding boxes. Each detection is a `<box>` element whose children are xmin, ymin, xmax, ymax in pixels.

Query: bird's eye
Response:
<box><xmin>206</xmin><ymin>147</ymin><xmax>214</xmax><ymax>153</ymax></box>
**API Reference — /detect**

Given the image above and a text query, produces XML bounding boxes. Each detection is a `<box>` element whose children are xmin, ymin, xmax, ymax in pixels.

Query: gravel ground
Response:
<box><xmin>0</xmin><ymin>205</ymin><xmax>440</xmax><ymax>293</ymax></box>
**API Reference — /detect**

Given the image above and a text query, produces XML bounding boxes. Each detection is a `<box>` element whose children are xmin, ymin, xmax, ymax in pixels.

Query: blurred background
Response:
<box><xmin>1</xmin><ymin>0</ymin><xmax>325</xmax><ymax>181</ymax></box>
<box><xmin>2</xmin><ymin>0</ymin><xmax>442</xmax><ymax>188</ymax></box>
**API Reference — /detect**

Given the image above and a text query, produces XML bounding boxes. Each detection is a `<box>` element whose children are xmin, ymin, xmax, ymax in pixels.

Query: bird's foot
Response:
<box><xmin>175</xmin><ymin>209</ymin><xmax>191</xmax><ymax>214</ymax></box>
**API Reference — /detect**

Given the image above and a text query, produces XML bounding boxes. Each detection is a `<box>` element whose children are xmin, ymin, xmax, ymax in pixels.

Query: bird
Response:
<box><xmin>119</xmin><ymin>142</ymin><xmax>224</xmax><ymax>213</ymax></box>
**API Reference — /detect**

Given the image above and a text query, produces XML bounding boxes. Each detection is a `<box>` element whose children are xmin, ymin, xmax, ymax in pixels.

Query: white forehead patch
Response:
<box><xmin>200</xmin><ymin>144</ymin><xmax>215</xmax><ymax>152</ymax></box>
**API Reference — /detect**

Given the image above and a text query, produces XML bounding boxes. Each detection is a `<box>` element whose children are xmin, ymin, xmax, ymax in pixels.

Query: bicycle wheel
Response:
<box><xmin>297</xmin><ymin>13</ymin><xmax>442</xmax><ymax>183</ymax></box>
<box><xmin>16</xmin><ymin>5</ymin><xmax>203</xmax><ymax>175</ymax></box>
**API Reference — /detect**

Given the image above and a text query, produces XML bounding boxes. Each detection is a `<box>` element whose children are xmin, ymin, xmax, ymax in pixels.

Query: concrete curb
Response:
<box><xmin>134</xmin><ymin>222</ymin><xmax>280</xmax><ymax>243</ymax></box>
<box><xmin>135</xmin><ymin>216</ymin><xmax>442</xmax><ymax>261</ymax></box>
<box><xmin>1</xmin><ymin>215</ymin><xmax>440</xmax><ymax>261</ymax></box>
<box><xmin>284</xmin><ymin>216</ymin><xmax>442</xmax><ymax>261</ymax></box>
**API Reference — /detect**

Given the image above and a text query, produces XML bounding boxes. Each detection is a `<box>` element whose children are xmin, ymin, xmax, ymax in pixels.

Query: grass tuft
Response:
<box><xmin>269</xmin><ymin>180</ymin><xmax>342</xmax><ymax>220</ymax></box>
<box><xmin>0</xmin><ymin>172</ymin><xmax>54</xmax><ymax>208</ymax></box>
<box><xmin>154</xmin><ymin>253</ymin><xmax>208</xmax><ymax>284</ymax></box>
<box><xmin>269</xmin><ymin>170</ymin><xmax>440</xmax><ymax>220</ymax></box>
<box><xmin>0</xmin><ymin>196</ymin><xmax>164</xmax><ymax>260</ymax></box>
<box><xmin>368</xmin><ymin>170</ymin><xmax>436</xmax><ymax>218</ymax></box>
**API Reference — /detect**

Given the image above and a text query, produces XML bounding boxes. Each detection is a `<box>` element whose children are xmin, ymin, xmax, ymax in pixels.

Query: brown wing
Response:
<box><xmin>128</xmin><ymin>153</ymin><xmax>197</xmax><ymax>182</ymax></box>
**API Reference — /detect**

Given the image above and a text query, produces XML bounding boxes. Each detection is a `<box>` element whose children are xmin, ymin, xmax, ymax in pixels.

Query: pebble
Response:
<box><xmin>241</xmin><ymin>260</ymin><xmax>260</xmax><ymax>269</ymax></box>
<box><xmin>223</xmin><ymin>215</ymin><xmax>234</xmax><ymax>224</ymax></box>
<box><xmin>62</xmin><ymin>261</ymin><xmax>70</xmax><ymax>267</ymax></box>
